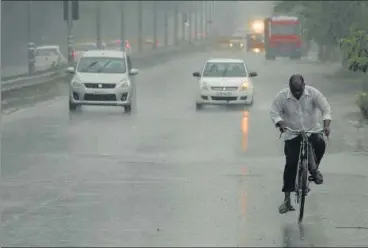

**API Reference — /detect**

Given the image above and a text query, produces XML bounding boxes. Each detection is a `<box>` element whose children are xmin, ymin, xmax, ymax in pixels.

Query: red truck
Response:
<box><xmin>264</xmin><ymin>16</ymin><xmax>302</xmax><ymax>60</ymax></box>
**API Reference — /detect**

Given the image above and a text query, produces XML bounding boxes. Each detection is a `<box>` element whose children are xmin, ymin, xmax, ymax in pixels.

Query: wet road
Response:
<box><xmin>2</xmin><ymin>48</ymin><xmax>368</xmax><ymax>246</ymax></box>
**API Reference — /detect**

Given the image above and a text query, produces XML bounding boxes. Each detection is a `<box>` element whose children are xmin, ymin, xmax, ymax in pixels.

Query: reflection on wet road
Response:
<box><xmin>2</xmin><ymin>48</ymin><xmax>368</xmax><ymax>246</ymax></box>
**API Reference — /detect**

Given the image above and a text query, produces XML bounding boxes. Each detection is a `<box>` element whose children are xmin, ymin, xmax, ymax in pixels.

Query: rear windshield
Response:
<box><xmin>270</xmin><ymin>23</ymin><xmax>300</xmax><ymax>35</ymax></box>
<box><xmin>35</xmin><ymin>48</ymin><xmax>58</xmax><ymax>56</ymax></box>
<box><xmin>74</xmin><ymin>44</ymin><xmax>97</xmax><ymax>51</ymax></box>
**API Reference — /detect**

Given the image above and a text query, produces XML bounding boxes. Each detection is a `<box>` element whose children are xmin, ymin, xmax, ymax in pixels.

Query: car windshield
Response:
<box><xmin>74</xmin><ymin>44</ymin><xmax>97</xmax><ymax>51</ymax></box>
<box><xmin>77</xmin><ymin>57</ymin><xmax>126</xmax><ymax>73</ymax></box>
<box><xmin>270</xmin><ymin>23</ymin><xmax>301</xmax><ymax>35</ymax></box>
<box><xmin>35</xmin><ymin>48</ymin><xmax>58</xmax><ymax>56</ymax></box>
<box><xmin>202</xmin><ymin>62</ymin><xmax>247</xmax><ymax>77</ymax></box>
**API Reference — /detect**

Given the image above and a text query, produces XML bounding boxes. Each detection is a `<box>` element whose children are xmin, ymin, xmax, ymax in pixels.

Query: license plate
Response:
<box><xmin>217</xmin><ymin>92</ymin><xmax>232</xmax><ymax>96</ymax></box>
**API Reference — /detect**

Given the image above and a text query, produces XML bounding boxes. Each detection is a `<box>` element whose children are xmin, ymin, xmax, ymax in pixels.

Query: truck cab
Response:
<box><xmin>264</xmin><ymin>16</ymin><xmax>302</xmax><ymax>60</ymax></box>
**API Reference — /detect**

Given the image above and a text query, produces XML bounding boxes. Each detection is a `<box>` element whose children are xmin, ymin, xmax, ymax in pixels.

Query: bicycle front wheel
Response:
<box><xmin>298</xmin><ymin>164</ymin><xmax>308</xmax><ymax>223</ymax></box>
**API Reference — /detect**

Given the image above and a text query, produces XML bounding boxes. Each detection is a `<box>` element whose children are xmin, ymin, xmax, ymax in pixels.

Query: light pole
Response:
<box><xmin>96</xmin><ymin>1</ymin><xmax>102</xmax><ymax>49</ymax></box>
<box><xmin>27</xmin><ymin>1</ymin><xmax>35</xmax><ymax>74</ymax></box>
<box><xmin>120</xmin><ymin>1</ymin><xmax>125</xmax><ymax>51</ymax></box>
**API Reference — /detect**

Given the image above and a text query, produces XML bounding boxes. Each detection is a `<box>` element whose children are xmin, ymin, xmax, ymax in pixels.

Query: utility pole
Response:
<box><xmin>120</xmin><ymin>1</ymin><xmax>125</xmax><ymax>51</ymax></box>
<box><xmin>194</xmin><ymin>5</ymin><xmax>198</xmax><ymax>41</ymax></box>
<box><xmin>96</xmin><ymin>1</ymin><xmax>102</xmax><ymax>49</ymax></box>
<box><xmin>189</xmin><ymin>10</ymin><xmax>193</xmax><ymax>43</ymax></box>
<box><xmin>67</xmin><ymin>1</ymin><xmax>73</xmax><ymax>64</ymax></box>
<box><xmin>27</xmin><ymin>1</ymin><xmax>35</xmax><ymax>74</ymax></box>
<box><xmin>153</xmin><ymin>1</ymin><xmax>158</xmax><ymax>49</ymax></box>
<box><xmin>138</xmin><ymin>1</ymin><xmax>143</xmax><ymax>52</ymax></box>
<box><xmin>200</xmin><ymin>1</ymin><xmax>204</xmax><ymax>41</ymax></box>
<box><xmin>174</xmin><ymin>3</ymin><xmax>179</xmax><ymax>45</ymax></box>
<box><xmin>164</xmin><ymin>7</ymin><xmax>168</xmax><ymax>47</ymax></box>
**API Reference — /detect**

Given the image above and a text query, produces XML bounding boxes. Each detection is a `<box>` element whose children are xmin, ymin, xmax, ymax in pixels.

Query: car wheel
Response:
<box><xmin>69</xmin><ymin>100</ymin><xmax>78</xmax><ymax>111</ymax></box>
<box><xmin>124</xmin><ymin>104</ymin><xmax>132</xmax><ymax>113</ymax></box>
<box><xmin>196</xmin><ymin>103</ymin><xmax>203</xmax><ymax>110</ymax></box>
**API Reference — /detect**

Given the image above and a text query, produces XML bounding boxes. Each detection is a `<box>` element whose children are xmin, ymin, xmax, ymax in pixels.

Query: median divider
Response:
<box><xmin>1</xmin><ymin>39</ymin><xmax>213</xmax><ymax>94</ymax></box>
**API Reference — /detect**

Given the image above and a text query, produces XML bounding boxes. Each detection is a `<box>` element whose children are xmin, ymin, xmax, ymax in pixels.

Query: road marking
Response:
<box><xmin>241</xmin><ymin>111</ymin><xmax>249</xmax><ymax>151</ymax></box>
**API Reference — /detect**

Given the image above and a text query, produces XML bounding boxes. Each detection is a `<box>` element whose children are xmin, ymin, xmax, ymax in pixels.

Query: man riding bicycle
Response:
<box><xmin>270</xmin><ymin>74</ymin><xmax>332</xmax><ymax>214</ymax></box>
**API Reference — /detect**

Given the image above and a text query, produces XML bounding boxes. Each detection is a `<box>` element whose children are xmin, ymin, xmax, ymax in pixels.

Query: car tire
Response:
<box><xmin>196</xmin><ymin>103</ymin><xmax>203</xmax><ymax>110</ymax></box>
<box><xmin>124</xmin><ymin>104</ymin><xmax>132</xmax><ymax>113</ymax></box>
<box><xmin>69</xmin><ymin>100</ymin><xmax>78</xmax><ymax>111</ymax></box>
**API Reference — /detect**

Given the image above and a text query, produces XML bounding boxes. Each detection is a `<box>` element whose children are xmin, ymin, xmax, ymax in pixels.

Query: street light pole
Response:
<box><xmin>96</xmin><ymin>1</ymin><xmax>102</xmax><ymax>49</ymax></box>
<box><xmin>67</xmin><ymin>0</ymin><xmax>74</xmax><ymax>64</ymax></box>
<box><xmin>138</xmin><ymin>1</ymin><xmax>143</xmax><ymax>52</ymax></box>
<box><xmin>153</xmin><ymin>1</ymin><xmax>158</xmax><ymax>49</ymax></box>
<box><xmin>120</xmin><ymin>1</ymin><xmax>125</xmax><ymax>51</ymax></box>
<box><xmin>27</xmin><ymin>1</ymin><xmax>35</xmax><ymax>74</ymax></box>
<box><xmin>174</xmin><ymin>2</ymin><xmax>179</xmax><ymax>46</ymax></box>
<box><xmin>164</xmin><ymin>6</ymin><xmax>168</xmax><ymax>47</ymax></box>
<box><xmin>194</xmin><ymin>5</ymin><xmax>198</xmax><ymax>41</ymax></box>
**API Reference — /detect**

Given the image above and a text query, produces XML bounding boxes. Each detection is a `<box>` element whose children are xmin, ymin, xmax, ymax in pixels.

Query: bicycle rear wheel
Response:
<box><xmin>298</xmin><ymin>164</ymin><xmax>308</xmax><ymax>223</ymax></box>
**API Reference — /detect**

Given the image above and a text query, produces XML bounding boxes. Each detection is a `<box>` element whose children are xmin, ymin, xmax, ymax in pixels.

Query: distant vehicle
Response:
<box><xmin>192</xmin><ymin>58</ymin><xmax>258</xmax><ymax>110</ymax></box>
<box><xmin>246</xmin><ymin>18</ymin><xmax>265</xmax><ymax>53</ymax></box>
<box><xmin>246</xmin><ymin>33</ymin><xmax>265</xmax><ymax>53</ymax></box>
<box><xmin>105</xmin><ymin>40</ymin><xmax>123</xmax><ymax>51</ymax></box>
<box><xmin>34</xmin><ymin>45</ymin><xmax>67</xmax><ymax>71</ymax></box>
<box><xmin>66</xmin><ymin>50</ymin><xmax>139</xmax><ymax>112</ymax></box>
<box><xmin>73</xmin><ymin>42</ymin><xmax>106</xmax><ymax>62</ymax></box>
<box><xmin>264</xmin><ymin>16</ymin><xmax>303</xmax><ymax>60</ymax></box>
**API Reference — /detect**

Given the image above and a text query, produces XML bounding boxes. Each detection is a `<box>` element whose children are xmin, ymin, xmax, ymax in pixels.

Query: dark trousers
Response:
<box><xmin>282</xmin><ymin>133</ymin><xmax>326</xmax><ymax>193</ymax></box>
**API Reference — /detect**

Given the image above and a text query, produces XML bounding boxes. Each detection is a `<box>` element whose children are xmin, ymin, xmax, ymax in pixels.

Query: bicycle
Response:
<box><xmin>281</xmin><ymin>127</ymin><xmax>325</xmax><ymax>223</ymax></box>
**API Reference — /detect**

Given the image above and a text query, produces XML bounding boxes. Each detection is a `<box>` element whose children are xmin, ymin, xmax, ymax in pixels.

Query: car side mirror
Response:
<box><xmin>129</xmin><ymin>68</ymin><xmax>139</xmax><ymax>76</ymax></box>
<box><xmin>249</xmin><ymin>72</ymin><xmax>258</xmax><ymax>77</ymax></box>
<box><xmin>192</xmin><ymin>72</ymin><xmax>201</xmax><ymax>77</ymax></box>
<box><xmin>66</xmin><ymin>67</ymin><xmax>75</xmax><ymax>73</ymax></box>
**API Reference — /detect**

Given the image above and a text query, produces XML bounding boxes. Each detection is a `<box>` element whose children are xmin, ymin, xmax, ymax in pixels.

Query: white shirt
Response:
<box><xmin>270</xmin><ymin>85</ymin><xmax>332</xmax><ymax>140</ymax></box>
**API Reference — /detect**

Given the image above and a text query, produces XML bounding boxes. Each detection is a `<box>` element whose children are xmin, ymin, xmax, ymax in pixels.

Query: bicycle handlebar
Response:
<box><xmin>279</xmin><ymin>127</ymin><xmax>326</xmax><ymax>139</ymax></box>
<box><xmin>284</xmin><ymin>127</ymin><xmax>324</xmax><ymax>134</ymax></box>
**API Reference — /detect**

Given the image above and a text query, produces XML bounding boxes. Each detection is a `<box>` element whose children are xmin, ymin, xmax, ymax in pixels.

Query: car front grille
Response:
<box><xmin>211</xmin><ymin>86</ymin><xmax>238</xmax><ymax>91</ymax></box>
<box><xmin>84</xmin><ymin>83</ymin><xmax>116</xmax><ymax>89</ymax></box>
<box><xmin>211</xmin><ymin>96</ymin><xmax>237</xmax><ymax>101</ymax></box>
<box><xmin>84</xmin><ymin>94</ymin><xmax>117</xmax><ymax>101</ymax></box>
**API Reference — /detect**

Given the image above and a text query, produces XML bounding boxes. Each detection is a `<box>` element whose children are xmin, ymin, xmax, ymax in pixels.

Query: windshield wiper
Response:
<box><xmin>97</xmin><ymin>60</ymin><xmax>112</xmax><ymax>73</ymax></box>
<box><xmin>222</xmin><ymin>67</ymin><xmax>228</xmax><ymax>77</ymax></box>
<box><xmin>81</xmin><ymin>61</ymin><xmax>99</xmax><ymax>71</ymax></box>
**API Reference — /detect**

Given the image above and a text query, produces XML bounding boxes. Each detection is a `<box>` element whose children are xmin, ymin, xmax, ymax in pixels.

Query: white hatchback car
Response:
<box><xmin>67</xmin><ymin>50</ymin><xmax>139</xmax><ymax>112</ymax></box>
<box><xmin>193</xmin><ymin>58</ymin><xmax>257</xmax><ymax>109</ymax></box>
<box><xmin>34</xmin><ymin>45</ymin><xmax>67</xmax><ymax>71</ymax></box>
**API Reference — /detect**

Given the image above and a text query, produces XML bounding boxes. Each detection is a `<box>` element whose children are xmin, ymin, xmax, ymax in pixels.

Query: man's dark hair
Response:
<box><xmin>289</xmin><ymin>74</ymin><xmax>304</xmax><ymax>86</ymax></box>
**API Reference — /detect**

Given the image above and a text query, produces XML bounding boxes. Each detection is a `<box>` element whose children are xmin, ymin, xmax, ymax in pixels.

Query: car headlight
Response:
<box><xmin>229</xmin><ymin>43</ymin><xmax>233</xmax><ymax>47</ymax></box>
<box><xmin>240</xmin><ymin>43</ymin><xmax>244</xmax><ymax>47</ymax></box>
<box><xmin>200</xmin><ymin>82</ymin><xmax>210</xmax><ymax>90</ymax></box>
<box><xmin>120</xmin><ymin>80</ymin><xmax>130</xmax><ymax>88</ymax></box>
<box><xmin>71</xmin><ymin>80</ymin><xmax>82</xmax><ymax>88</ymax></box>
<box><xmin>240</xmin><ymin>81</ymin><xmax>249</xmax><ymax>91</ymax></box>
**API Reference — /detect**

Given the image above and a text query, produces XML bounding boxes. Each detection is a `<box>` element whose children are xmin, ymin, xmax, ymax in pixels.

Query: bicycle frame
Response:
<box><xmin>294</xmin><ymin>131</ymin><xmax>310</xmax><ymax>200</ymax></box>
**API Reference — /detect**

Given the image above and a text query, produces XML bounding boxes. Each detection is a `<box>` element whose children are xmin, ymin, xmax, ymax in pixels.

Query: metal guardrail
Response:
<box><xmin>1</xmin><ymin>40</ymin><xmax>213</xmax><ymax>93</ymax></box>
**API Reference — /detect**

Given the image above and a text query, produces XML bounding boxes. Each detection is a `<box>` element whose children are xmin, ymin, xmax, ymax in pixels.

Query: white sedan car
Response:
<box><xmin>66</xmin><ymin>50</ymin><xmax>139</xmax><ymax>113</ymax></box>
<box><xmin>193</xmin><ymin>58</ymin><xmax>257</xmax><ymax>109</ymax></box>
